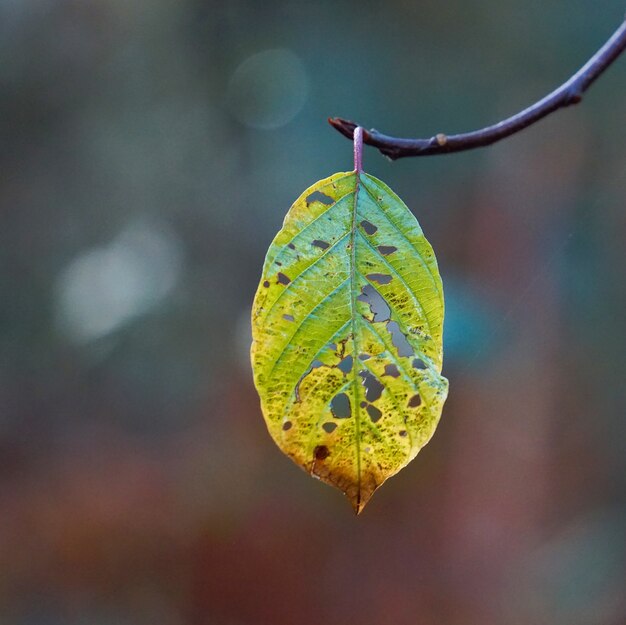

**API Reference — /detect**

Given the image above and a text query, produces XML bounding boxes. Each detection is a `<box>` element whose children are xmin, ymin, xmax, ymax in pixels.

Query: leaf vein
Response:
<box><xmin>360</xmin><ymin>178</ymin><xmax>440</xmax><ymax>294</ymax></box>
<box><xmin>265</xmin><ymin>277</ymin><xmax>351</xmax><ymax>379</ymax></box>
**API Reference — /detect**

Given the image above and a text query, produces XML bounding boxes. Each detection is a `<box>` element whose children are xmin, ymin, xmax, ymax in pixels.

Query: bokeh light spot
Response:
<box><xmin>55</xmin><ymin>220</ymin><xmax>183</xmax><ymax>343</ymax></box>
<box><xmin>226</xmin><ymin>48</ymin><xmax>309</xmax><ymax>129</ymax></box>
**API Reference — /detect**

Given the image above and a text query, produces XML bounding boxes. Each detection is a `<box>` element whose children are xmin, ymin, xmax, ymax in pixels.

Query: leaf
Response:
<box><xmin>251</xmin><ymin>171</ymin><xmax>448</xmax><ymax>513</ymax></box>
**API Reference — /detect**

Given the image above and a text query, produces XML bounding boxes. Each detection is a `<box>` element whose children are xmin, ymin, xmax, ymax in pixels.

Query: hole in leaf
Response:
<box><xmin>387</xmin><ymin>321</ymin><xmax>413</xmax><ymax>357</ymax></box>
<box><xmin>322</xmin><ymin>422</ymin><xmax>337</xmax><ymax>433</ymax></box>
<box><xmin>263</xmin><ymin>280</ymin><xmax>270</xmax><ymax>288</ymax></box>
<box><xmin>366</xmin><ymin>273</ymin><xmax>392</xmax><ymax>285</ymax></box>
<box><xmin>359</xmin><ymin>370</ymin><xmax>384</xmax><ymax>402</ymax></box>
<box><xmin>377</xmin><ymin>245</ymin><xmax>398</xmax><ymax>256</ymax></box>
<box><xmin>277</xmin><ymin>272</ymin><xmax>291</xmax><ymax>285</ymax></box>
<box><xmin>276</xmin><ymin>261</ymin><xmax>282</xmax><ymax>266</ymax></box>
<box><xmin>357</xmin><ymin>285</ymin><xmax>390</xmax><ymax>322</ymax></box>
<box><xmin>331</xmin><ymin>393</ymin><xmax>352</xmax><ymax>418</ymax></box>
<box><xmin>412</xmin><ymin>358</ymin><xmax>426</xmax><ymax>370</ymax></box>
<box><xmin>283</xmin><ymin>314</ymin><xmax>294</xmax><ymax>322</ymax></box>
<box><xmin>306</xmin><ymin>190</ymin><xmax>334</xmax><ymax>205</ymax></box>
<box><xmin>314</xmin><ymin>445</ymin><xmax>330</xmax><ymax>460</ymax></box>
<box><xmin>360</xmin><ymin>220</ymin><xmax>378</xmax><ymax>235</ymax></box>
<box><xmin>358</xmin><ymin>353</ymin><xmax>371</xmax><ymax>361</ymax></box>
<box><xmin>408</xmin><ymin>394</ymin><xmax>422</xmax><ymax>408</ymax></box>
<box><xmin>312</xmin><ymin>239</ymin><xmax>330</xmax><ymax>250</ymax></box>
<box><xmin>383</xmin><ymin>364</ymin><xmax>400</xmax><ymax>378</ymax></box>
<box><xmin>282</xmin><ymin>421</ymin><xmax>292</xmax><ymax>431</ymax></box>
<box><xmin>288</xmin><ymin>243</ymin><xmax>296</xmax><ymax>250</ymax></box>
<box><xmin>337</xmin><ymin>355</ymin><xmax>353</xmax><ymax>375</ymax></box>
<box><xmin>366</xmin><ymin>404</ymin><xmax>382</xmax><ymax>423</ymax></box>
<box><xmin>295</xmin><ymin>359</ymin><xmax>325</xmax><ymax>402</ymax></box>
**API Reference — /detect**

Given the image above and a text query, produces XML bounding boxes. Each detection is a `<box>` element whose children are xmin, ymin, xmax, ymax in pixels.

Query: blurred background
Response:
<box><xmin>1</xmin><ymin>1</ymin><xmax>625</xmax><ymax>624</ymax></box>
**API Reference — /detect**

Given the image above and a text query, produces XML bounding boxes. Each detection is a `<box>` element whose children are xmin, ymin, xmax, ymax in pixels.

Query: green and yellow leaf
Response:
<box><xmin>251</xmin><ymin>171</ymin><xmax>448</xmax><ymax>513</ymax></box>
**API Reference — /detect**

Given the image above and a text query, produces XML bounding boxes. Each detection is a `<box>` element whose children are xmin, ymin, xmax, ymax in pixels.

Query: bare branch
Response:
<box><xmin>329</xmin><ymin>18</ymin><xmax>626</xmax><ymax>160</ymax></box>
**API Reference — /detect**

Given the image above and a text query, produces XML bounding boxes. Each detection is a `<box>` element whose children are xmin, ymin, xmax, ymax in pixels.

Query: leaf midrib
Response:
<box><xmin>349</xmin><ymin>172</ymin><xmax>362</xmax><ymax>507</ymax></box>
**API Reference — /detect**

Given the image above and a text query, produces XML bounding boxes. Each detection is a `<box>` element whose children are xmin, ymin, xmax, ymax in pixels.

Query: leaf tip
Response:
<box><xmin>346</xmin><ymin>486</ymin><xmax>375</xmax><ymax>516</ymax></box>
<box><xmin>351</xmin><ymin>499</ymin><xmax>366</xmax><ymax>516</ymax></box>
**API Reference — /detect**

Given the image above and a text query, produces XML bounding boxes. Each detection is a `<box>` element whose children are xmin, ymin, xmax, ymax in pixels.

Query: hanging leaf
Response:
<box><xmin>251</xmin><ymin>170</ymin><xmax>448</xmax><ymax>513</ymax></box>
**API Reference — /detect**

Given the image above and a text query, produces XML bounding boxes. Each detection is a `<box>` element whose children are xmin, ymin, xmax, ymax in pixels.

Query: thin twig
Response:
<box><xmin>329</xmin><ymin>18</ymin><xmax>626</xmax><ymax>160</ymax></box>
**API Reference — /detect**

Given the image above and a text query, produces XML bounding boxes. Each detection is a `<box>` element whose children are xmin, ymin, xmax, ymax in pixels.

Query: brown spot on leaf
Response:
<box><xmin>366</xmin><ymin>273</ymin><xmax>392</xmax><ymax>285</ymax></box>
<box><xmin>399</xmin><ymin>430</ymin><xmax>407</xmax><ymax>437</ymax></box>
<box><xmin>314</xmin><ymin>445</ymin><xmax>330</xmax><ymax>460</ymax></box>
<box><xmin>263</xmin><ymin>280</ymin><xmax>270</xmax><ymax>288</ymax></box>
<box><xmin>360</xmin><ymin>220</ymin><xmax>378</xmax><ymax>235</ymax></box>
<box><xmin>336</xmin><ymin>336</ymin><xmax>350</xmax><ymax>359</ymax></box>
<box><xmin>277</xmin><ymin>272</ymin><xmax>291</xmax><ymax>285</ymax></box>
<box><xmin>288</xmin><ymin>243</ymin><xmax>296</xmax><ymax>250</ymax></box>
<box><xmin>377</xmin><ymin>245</ymin><xmax>397</xmax><ymax>256</ymax></box>
<box><xmin>408</xmin><ymin>394</ymin><xmax>422</xmax><ymax>408</ymax></box>
<box><xmin>282</xmin><ymin>421</ymin><xmax>292</xmax><ymax>431</ymax></box>
<box><xmin>312</xmin><ymin>239</ymin><xmax>330</xmax><ymax>250</ymax></box>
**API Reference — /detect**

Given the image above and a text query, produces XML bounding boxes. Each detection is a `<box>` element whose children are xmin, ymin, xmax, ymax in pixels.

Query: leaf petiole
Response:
<box><xmin>353</xmin><ymin>126</ymin><xmax>363</xmax><ymax>173</ymax></box>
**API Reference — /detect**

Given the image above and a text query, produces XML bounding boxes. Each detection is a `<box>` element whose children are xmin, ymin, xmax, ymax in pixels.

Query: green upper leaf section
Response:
<box><xmin>251</xmin><ymin>171</ymin><xmax>448</xmax><ymax>513</ymax></box>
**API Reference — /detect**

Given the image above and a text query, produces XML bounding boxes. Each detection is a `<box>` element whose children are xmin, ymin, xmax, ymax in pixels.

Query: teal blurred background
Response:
<box><xmin>1</xmin><ymin>1</ymin><xmax>625</xmax><ymax>624</ymax></box>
